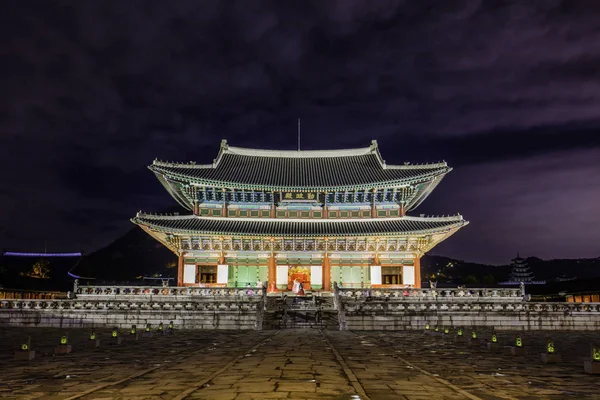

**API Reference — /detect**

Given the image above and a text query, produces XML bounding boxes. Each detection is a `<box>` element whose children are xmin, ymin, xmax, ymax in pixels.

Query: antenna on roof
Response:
<box><xmin>297</xmin><ymin>118</ymin><xmax>301</xmax><ymax>151</ymax></box>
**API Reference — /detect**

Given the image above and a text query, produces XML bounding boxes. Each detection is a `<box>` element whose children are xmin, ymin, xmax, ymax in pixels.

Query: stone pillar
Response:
<box><xmin>414</xmin><ymin>256</ymin><xmax>421</xmax><ymax>288</ymax></box>
<box><xmin>177</xmin><ymin>253</ymin><xmax>185</xmax><ymax>286</ymax></box>
<box><xmin>268</xmin><ymin>252</ymin><xmax>277</xmax><ymax>293</ymax></box>
<box><xmin>322</xmin><ymin>251</ymin><xmax>331</xmax><ymax>291</ymax></box>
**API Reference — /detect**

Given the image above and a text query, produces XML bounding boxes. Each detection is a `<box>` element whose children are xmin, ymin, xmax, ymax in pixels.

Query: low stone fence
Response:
<box><xmin>338</xmin><ymin>287</ymin><xmax>525</xmax><ymax>302</ymax></box>
<box><xmin>75</xmin><ymin>285</ymin><xmax>264</xmax><ymax>300</ymax></box>
<box><xmin>339</xmin><ymin>298</ymin><xmax>600</xmax><ymax>331</ymax></box>
<box><xmin>0</xmin><ymin>292</ymin><xmax>266</xmax><ymax>330</ymax></box>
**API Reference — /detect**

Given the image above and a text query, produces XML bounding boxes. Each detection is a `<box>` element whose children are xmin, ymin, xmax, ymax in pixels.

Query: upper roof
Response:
<box><xmin>150</xmin><ymin>140</ymin><xmax>450</xmax><ymax>191</ymax></box>
<box><xmin>132</xmin><ymin>212</ymin><xmax>468</xmax><ymax>238</ymax></box>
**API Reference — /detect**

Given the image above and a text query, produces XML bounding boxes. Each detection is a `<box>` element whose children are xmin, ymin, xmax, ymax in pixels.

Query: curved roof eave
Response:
<box><xmin>132</xmin><ymin>213</ymin><xmax>468</xmax><ymax>238</ymax></box>
<box><xmin>151</xmin><ymin>165</ymin><xmax>451</xmax><ymax>192</ymax></box>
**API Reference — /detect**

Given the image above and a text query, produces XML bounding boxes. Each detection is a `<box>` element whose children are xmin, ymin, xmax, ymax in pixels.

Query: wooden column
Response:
<box><xmin>177</xmin><ymin>253</ymin><xmax>185</xmax><ymax>286</ymax></box>
<box><xmin>221</xmin><ymin>188</ymin><xmax>228</xmax><ymax>217</ymax></box>
<box><xmin>268</xmin><ymin>251</ymin><xmax>277</xmax><ymax>293</ymax></box>
<box><xmin>193</xmin><ymin>201</ymin><xmax>199</xmax><ymax>215</ymax></box>
<box><xmin>322</xmin><ymin>250</ymin><xmax>331</xmax><ymax>291</ymax></box>
<box><xmin>371</xmin><ymin>188</ymin><xmax>377</xmax><ymax>218</ymax></box>
<box><xmin>271</xmin><ymin>192</ymin><xmax>276</xmax><ymax>218</ymax></box>
<box><xmin>399</xmin><ymin>203</ymin><xmax>406</xmax><ymax>217</ymax></box>
<box><xmin>414</xmin><ymin>256</ymin><xmax>421</xmax><ymax>288</ymax></box>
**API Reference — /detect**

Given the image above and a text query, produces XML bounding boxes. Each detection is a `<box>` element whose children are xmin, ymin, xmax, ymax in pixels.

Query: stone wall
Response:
<box><xmin>340</xmin><ymin>300</ymin><xmax>600</xmax><ymax>331</ymax></box>
<box><xmin>0</xmin><ymin>297</ymin><xmax>264</xmax><ymax>330</ymax></box>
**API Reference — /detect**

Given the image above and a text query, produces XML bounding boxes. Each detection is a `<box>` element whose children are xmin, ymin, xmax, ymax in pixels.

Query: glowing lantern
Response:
<box><xmin>112</xmin><ymin>328</ymin><xmax>118</xmax><ymax>338</ymax></box>
<box><xmin>593</xmin><ymin>344</ymin><xmax>600</xmax><ymax>362</ymax></box>
<box><xmin>130</xmin><ymin>325</ymin><xmax>137</xmax><ymax>335</ymax></box>
<box><xmin>444</xmin><ymin>327</ymin><xmax>449</xmax><ymax>334</ymax></box>
<box><xmin>145</xmin><ymin>324</ymin><xmax>151</xmax><ymax>332</ymax></box>
<box><xmin>425</xmin><ymin>323</ymin><xmax>430</xmax><ymax>330</ymax></box>
<box><xmin>158</xmin><ymin>322</ymin><xmax>164</xmax><ymax>331</ymax></box>
<box><xmin>89</xmin><ymin>331</ymin><xmax>96</xmax><ymax>340</ymax></box>
<box><xmin>60</xmin><ymin>335</ymin><xmax>68</xmax><ymax>345</ymax></box>
<box><xmin>471</xmin><ymin>330</ymin><xmax>477</xmax><ymax>339</ymax></box>
<box><xmin>457</xmin><ymin>327</ymin><xmax>463</xmax><ymax>336</ymax></box>
<box><xmin>516</xmin><ymin>335</ymin><xmax>523</xmax><ymax>347</ymax></box>
<box><xmin>491</xmin><ymin>331</ymin><xmax>497</xmax><ymax>343</ymax></box>
<box><xmin>547</xmin><ymin>338</ymin><xmax>555</xmax><ymax>354</ymax></box>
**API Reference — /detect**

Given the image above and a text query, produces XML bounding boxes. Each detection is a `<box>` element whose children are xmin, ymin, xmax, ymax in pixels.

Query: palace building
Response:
<box><xmin>132</xmin><ymin>140</ymin><xmax>467</xmax><ymax>292</ymax></box>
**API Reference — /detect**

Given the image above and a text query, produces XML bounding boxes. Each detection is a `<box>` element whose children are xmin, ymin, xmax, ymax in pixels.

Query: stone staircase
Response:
<box><xmin>263</xmin><ymin>293</ymin><xmax>340</xmax><ymax>330</ymax></box>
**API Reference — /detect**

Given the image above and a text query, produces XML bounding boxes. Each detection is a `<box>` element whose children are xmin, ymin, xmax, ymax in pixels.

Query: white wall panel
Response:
<box><xmin>370</xmin><ymin>265</ymin><xmax>382</xmax><ymax>285</ymax></box>
<box><xmin>183</xmin><ymin>265</ymin><xmax>196</xmax><ymax>284</ymax></box>
<box><xmin>217</xmin><ymin>264</ymin><xmax>228</xmax><ymax>284</ymax></box>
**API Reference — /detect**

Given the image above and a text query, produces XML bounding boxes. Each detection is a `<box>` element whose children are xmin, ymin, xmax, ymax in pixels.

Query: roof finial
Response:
<box><xmin>297</xmin><ymin>118</ymin><xmax>301</xmax><ymax>151</ymax></box>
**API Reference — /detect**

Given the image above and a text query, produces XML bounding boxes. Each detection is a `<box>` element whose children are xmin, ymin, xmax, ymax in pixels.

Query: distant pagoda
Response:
<box><xmin>132</xmin><ymin>140</ymin><xmax>468</xmax><ymax>291</ymax></box>
<box><xmin>500</xmin><ymin>254</ymin><xmax>545</xmax><ymax>285</ymax></box>
<box><xmin>509</xmin><ymin>254</ymin><xmax>534</xmax><ymax>282</ymax></box>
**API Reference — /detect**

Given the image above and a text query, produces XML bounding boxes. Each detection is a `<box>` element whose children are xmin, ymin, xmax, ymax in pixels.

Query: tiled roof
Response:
<box><xmin>132</xmin><ymin>213</ymin><xmax>468</xmax><ymax>237</ymax></box>
<box><xmin>150</xmin><ymin>140</ymin><xmax>450</xmax><ymax>190</ymax></box>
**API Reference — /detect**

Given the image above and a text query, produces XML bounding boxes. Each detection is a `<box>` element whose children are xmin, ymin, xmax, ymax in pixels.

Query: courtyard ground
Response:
<box><xmin>0</xmin><ymin>328</ymin><xmax>599</xmax><ymax>399</ymax></box>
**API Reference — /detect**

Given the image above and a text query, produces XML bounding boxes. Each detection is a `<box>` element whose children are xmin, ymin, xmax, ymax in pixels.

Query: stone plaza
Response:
<box><xmin>1</xmin><ymin>327</ymin><xmax>600</xmax><ymax>399</ymax></box>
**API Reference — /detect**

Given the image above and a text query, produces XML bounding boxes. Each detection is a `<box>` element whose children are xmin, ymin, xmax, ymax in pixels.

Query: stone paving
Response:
<box><xmin>0</xmin><ymin>327</ymin><xmax>599</xmax><ymax>399</ymax></box>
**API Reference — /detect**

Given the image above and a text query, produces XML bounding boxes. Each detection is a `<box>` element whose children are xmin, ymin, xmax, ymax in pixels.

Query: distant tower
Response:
<box><xmin>509</xmin><ymin>253</ymin><xmax>535</xmax><ymax>283</ymax></box>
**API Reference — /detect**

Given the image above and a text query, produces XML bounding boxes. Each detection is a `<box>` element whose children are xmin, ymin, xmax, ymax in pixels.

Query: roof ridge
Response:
<box><xmin>224</xmin><ymin>144</ymin><xmax>375</xmax><ymax>159</ymax></box>
<box><xmin>386</xmin><ymin>161</ymin><xmax>449</xmax><ymax>169</ymax></box>
<box><xmin>135</xmin><ymin>212</ymin><xmax>465</xmax><ymax>223</ymax></box>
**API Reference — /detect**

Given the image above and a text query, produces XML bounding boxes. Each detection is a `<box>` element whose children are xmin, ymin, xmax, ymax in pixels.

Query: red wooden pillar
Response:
<box><xmin>414</xmin><ymin>256</ymin><xmax>421</xmax><ymax>288</ymax></box>
<box><xmin>322</xmin><ymin>251</ymin><xmax>331</xmax><ymax>291</ymax></box>
<box><xmin>268</xmin><ymin>252</ymin><xmax>277</xmax><ymax>293</ymax></box>
<box><xmin>221</xmin><ymin>188</ymin><xmax>228</xmax><ymax>217</ymax></box>
<box><xmin>177</xmin><ymin>253</ymin><xmax>185</xmax><ymax>286</ymax></box>
<box><xmin>371</xmin><ymin>188</ymin><xmax>377</xmax><ymax>218</ymax></box>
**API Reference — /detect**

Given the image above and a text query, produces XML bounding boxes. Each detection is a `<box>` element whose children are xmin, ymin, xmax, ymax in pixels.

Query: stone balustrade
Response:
<box><xmin>75</xmin><ymin>285</ymin><xmax>264</xmax><ymax>299</ymax></box>
<box><xmin>340</xmin><ymin>299</ymin><xmax>600</xmax><ymax>313</ymax></box>
<box><xmin>0</xmin><ymin>298</ymin><xmax>262</xmax><ymax>312</ymax></box>
<box><xmin>338</xmin><ymin>287</ymin><xmax>525</xmax><ymax>302</ymax></box>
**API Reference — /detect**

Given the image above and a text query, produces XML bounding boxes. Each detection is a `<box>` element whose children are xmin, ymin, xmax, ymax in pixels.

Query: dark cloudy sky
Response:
<box><xmin>2</xmin><ymin>0</ymin><xmax>599</xmax><ymax>264</ymax></box>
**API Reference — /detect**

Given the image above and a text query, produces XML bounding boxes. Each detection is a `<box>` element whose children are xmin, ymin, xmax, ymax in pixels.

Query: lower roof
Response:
<box><xmin>132</xmin><ymin>213</ymin><xmax>468</xmax><ymax>237</ymax></box>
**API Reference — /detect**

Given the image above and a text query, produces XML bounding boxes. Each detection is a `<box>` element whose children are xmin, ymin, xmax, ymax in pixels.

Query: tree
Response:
<box><xmin>22</xmin><ymin>258</ymin><xmax>51</xmax><ymax>279</ymax></box>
